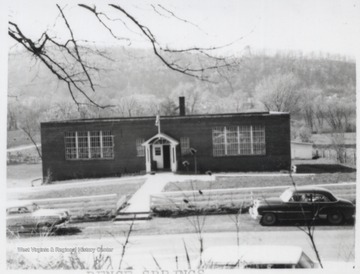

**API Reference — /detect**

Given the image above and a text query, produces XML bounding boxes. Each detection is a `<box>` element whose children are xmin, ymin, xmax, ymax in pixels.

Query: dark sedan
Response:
<box><xmin>249</xmin><ymin>186</ymin><xmax>355</xmax><ymax>226</ymax></box>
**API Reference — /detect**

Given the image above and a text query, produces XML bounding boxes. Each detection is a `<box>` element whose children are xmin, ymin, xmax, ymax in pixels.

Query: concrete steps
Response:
<box><xmin>113</xmin><ymin>212</ymin><xmax>152</xmax><ymax>222</ymax></box>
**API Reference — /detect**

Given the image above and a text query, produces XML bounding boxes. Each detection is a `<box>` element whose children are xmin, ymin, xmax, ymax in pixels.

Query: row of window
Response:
<box><xmin>212</xmin><ymin>125</ymin><xmax>266</xmax><ymax>156</ymax></box>
<box><xmin>64</xmin><ymin>125</ymin><xmax>266</xmax><ymax>160</ymax></box>
<box><xmin>64</xmin><ymin>131</ymin><xmax>114</xmax><ymax>160</ymax></box>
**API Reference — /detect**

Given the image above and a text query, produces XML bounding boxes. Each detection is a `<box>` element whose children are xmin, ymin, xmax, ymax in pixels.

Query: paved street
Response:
<box><xmin>7</xmin><ymin>227</ymin><xmax>354</xmax><ymax>269</ymax></box>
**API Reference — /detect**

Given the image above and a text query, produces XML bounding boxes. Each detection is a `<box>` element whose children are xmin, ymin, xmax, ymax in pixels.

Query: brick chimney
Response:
<box><xmin>179</xmin><ymin>97</ymin><xmax>185</xmax><ymax>116</ymax></box>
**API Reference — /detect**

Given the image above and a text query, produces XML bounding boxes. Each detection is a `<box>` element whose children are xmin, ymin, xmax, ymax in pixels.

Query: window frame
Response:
<box><xmin>136</xmin><ymin>138</ymin><xmax>145</xmax><ymax>157</ymax></box>
<box><xmin>212</xmin><ymin>125</ymin><xmax>266</xmax><ymax>157</ymax></box>
<box><xmin>64</xmin><ymin>130</ymin><xmax>114</xmax><ymax>160</ymax></box>
<box><xmin>180</xmin><ymin>137</ymin><xmax>191</xmax><ymax>155</ymax></box>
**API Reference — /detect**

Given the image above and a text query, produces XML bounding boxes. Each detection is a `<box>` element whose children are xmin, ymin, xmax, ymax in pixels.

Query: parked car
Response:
<box><xmin>249</xmin><ymin>186</ymin><xmax>355</xmax><ymax>226</ymax></box>
<box><xmin>6</xmin><ymin>200</ymin><xmax>70</xmax><ymax>233</ymax></box>
<box><xmin>198</xmin><ymin>245</ymin><xmax>354</xmax><ymax>269</ymax></box>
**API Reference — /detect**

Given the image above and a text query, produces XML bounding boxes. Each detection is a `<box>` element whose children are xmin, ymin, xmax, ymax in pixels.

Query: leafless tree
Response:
<box><xmin>314</xmin><ymin>105</ymin><xmax>326</xmax><ymax>133</ymax></box>
<box><xmin>300</xmin><ymin>88</ymin><xmax>322</xmax><ymax>132</ymax></box>
<box><xmin>16</xmin><ymin>104</ymin><xmax>46</xmax><ymax>159</ymax></box>
<box><xmin>330</xmin><ymin>132</ymin><xmax>347</xmax><ymax>164</ymax></box>
<box><xmin>9</xmin><ymin>3</ymin><xmax>237</xmax><ymax>108</ymax></box>
<box><xmin>160</xmin><ymin>97</ymin><xmax>178</xmax><ymax>115</ymax></box>
<box><xmin>228</xmin><ymin>202</ymin><xmax>245</xmax><ymax>249</ymax></box>
<box><xmin>171</xmin><ymin>82</ymin><xmax>204</xmax><ymax>114</ymax></box>
<box><xmin>288</xmin><ymin>172</ymin><xmax>323</xmax><ymax>268</ymax></box>
<box><xmin>255</xmin><ymin>73</ymin><xmax>303</xmax><ymax>114</ymax></box>
<box><xmin>7</xmin><ymin>103</ymin><xmax>18</xmax><ymax>131</ymax></box>
<box><xmin>107</xmin><ymin>220</ymin><xmax>135</xmax><ymax>270</ymax></box>
<box><xmin>323</xmin><ymin>99</ymin><xmax>355</xmax><ymax>133</ymax></box>
<box><xmin>115</xmin><ymin>96</ymin><xmax>144</xmax><ymax>117</ymax></box>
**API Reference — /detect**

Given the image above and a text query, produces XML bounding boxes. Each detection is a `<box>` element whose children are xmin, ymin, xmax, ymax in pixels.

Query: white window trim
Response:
<box><xmin>224</xmin><ymin>127</ymin><xmax>228</xmax><ymax>155</ymax></box>
<box><xmin>250</xmin><ymin>125</ymin><xmax>254</xmax><ymax>155</ymax></box>
<box><xmin>180</xmin><ymin>137</ymin><xmax>191</xmax><ymax>155</ymax></box>
<box><xmin>136</xmin><ymin>138</ymin><xmax>145</xmax><ymax>157</ymax></box>
<box><xmin>65</xmin><ymin>130</ymin><xmax>114</xmax><ymax>160</ymax></box>
<box><xmin>100</xmin><ymin>131</ymin><xmax>103</xmax><ymax>158</ymax></box>
<box><xmin>212</xmin><ymin>125</ymin><xmax>265</xmax><ymax>157</ymax></box>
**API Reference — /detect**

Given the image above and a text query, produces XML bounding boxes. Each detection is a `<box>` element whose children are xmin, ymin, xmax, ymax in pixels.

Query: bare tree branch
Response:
<box><xmin>9</xmin><ymin>6</ymin><xmax>114</xmax><ymax>109</ymax></box>
<box><xmin>78</xmin><ymin>4</ymin><xmax>131</xmax><ymax>44</ymax></box>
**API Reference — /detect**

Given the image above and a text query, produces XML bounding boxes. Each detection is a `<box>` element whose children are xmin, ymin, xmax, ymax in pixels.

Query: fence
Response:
<box><xmin>150</xmin><ymin>183</ymin><xmax>356</xmax><ymax>212</ymax></box>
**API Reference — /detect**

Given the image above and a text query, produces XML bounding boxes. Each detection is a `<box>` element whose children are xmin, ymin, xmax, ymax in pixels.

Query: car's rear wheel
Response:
<box><xmin>327</xmin><ymin>211</ymin><xmax>344</xmax><ymax>225</ymax></box>
<box><xmin>260</xmin><ymin>213</ymin><xmax>277</xmax><ymax>226</ymax></box>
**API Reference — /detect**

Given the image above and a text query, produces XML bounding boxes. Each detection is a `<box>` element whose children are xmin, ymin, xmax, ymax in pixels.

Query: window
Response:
<box><xmin>90</xmin><ymin>131</ymin><xmax>101</xmax><ymax>158</ymax></box>
<box><xmin>180</xmin><ymin>137</ymin><xmax>190</xmax><ymax>155</ymax></box>
<box><xmin>212</xmin><ymin>125</ymin><xmax>265</xmax><ymax>157</ymax></box>
<box><xmin>64</xmin><ymin>131</ymin><xmax>114</xmax><ymax>160</ymax></box>
<box><xmin>77</xmin><ymin>131</ymin><xmax>89</xmax><ymax>159</ymax></box>
<box><xmin>212</xmin><ymin>127</ymin><xmax>225</xmax><ymax>157</ymax></box>
<box><xmin>136</xmin><ymin>138</ymin><xmax>145</xmax><ymax>157</ymax></box>
<box><xmin>64</xmin><ymin>132</ymin><xmax>77</xmax><ymax>159</ymax></box>
<box><xmin>155</xmin><ymin>147</ymin><xmax>161</xmax><ymax>156</ymax></box>
<box><xmin>102</xmin><ymin>131</ymin><xmax>114</xmax><ymax>158</ymax></box>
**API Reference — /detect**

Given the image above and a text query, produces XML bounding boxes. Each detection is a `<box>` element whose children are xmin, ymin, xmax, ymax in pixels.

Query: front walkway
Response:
<box><xmin>121</xmin><ymin>173</ymin><xmax>215</xmax><ymax>214</ymax></box>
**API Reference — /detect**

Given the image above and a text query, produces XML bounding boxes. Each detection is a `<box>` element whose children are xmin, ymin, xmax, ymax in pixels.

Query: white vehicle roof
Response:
<box><xmin>201</xmin><ymin>245</ymin><xmax>304</xmax><ymax>266</ymax></box>
<box><xmin>6</xmin><ymin>200</ymin><xmax>36</xmax><ymax>209</ymax></box>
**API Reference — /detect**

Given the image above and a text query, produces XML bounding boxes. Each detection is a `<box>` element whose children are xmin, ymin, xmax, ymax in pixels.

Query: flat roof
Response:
<box><xmin>41</xmin><ymin>111</ymin><xmax>289</xmax><ymax>125</ymax></box>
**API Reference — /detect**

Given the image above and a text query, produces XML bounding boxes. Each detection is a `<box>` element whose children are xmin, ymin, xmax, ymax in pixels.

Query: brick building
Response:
<box><xmin>41</xmin><ymin>98</ymin><xmax>291</xmax><ymax>181</ymax></box>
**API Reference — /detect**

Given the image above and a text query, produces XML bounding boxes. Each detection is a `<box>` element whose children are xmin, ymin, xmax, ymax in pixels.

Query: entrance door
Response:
<box><xmin>152</xmin><ymin>144</ymin><xmax>163</xmax><ymax>169</ymax></box>
<box><xmin>163</xmin><ymin>145</ymin><xmax>170</xmax><ymax>169</ymax></box>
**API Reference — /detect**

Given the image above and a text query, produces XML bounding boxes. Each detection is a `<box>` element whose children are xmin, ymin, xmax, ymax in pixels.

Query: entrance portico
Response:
<box><xmin>142</xmin><ymin>133</ymin><xmax>179</xmax><ymax>173</ymax></box>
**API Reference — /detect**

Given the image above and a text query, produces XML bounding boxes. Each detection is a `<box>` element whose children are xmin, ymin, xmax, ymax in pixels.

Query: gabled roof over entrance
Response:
<box><xmin>142</xmin><ymin>133</ymin><xmax>179</xmax><ymax>146</ymax></box>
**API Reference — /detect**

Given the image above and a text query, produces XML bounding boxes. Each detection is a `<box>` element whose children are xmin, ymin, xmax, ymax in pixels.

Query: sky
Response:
<box><xmin>5</xmin><ymin>0</ymin><xmax>360</xmax><ymax>57</ymax></box>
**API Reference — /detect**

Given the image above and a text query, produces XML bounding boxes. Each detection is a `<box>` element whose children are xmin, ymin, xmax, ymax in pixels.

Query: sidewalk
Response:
<box><xmin>122</xmin><ymin>173</ymin><xmax>215</xmax><ymax>214</ymax></box>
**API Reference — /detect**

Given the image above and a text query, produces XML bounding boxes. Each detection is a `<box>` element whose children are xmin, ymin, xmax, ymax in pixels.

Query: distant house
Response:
<box><xmin>40</xmin><ymin>98</ymin><xmax>291</xmax><ymax>181</ymax></box>
<box><xmin>291</xmin><ymin>141</ymin><xmax>313</xmax><ymax>159</ymax></box>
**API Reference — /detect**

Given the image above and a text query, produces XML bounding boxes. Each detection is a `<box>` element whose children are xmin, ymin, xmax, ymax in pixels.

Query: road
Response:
<box><xmin>7</xmin><ymin>228</ymin><xmax>355</xmax><ymax>269</ymax></box>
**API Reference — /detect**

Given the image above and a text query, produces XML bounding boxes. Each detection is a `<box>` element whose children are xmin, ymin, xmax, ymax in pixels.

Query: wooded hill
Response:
<box><xmin>7</xmin><ymin>48</ymin><xmax>356</xmax><ymax>138</ymax></box>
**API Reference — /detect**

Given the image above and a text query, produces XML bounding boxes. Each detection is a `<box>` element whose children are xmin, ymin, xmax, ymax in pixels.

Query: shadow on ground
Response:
<box><xmin>267</xmin><ymin>218</ymin><xmax>355</xmax><ymax>227</ymax></box>
<box><xmin>295</xmin><ymin>164</ymin><xmax>356</xmax><ymax>173</ymax></box>
<box><xmin>6</xmin><ymin>227</ymin><xmax>82</xmax><ymax>239</ymax></box>
<box><xmin>53</xmin><ymin>226</ymin><xmax>82</xmax><ymax>236</ymax></box>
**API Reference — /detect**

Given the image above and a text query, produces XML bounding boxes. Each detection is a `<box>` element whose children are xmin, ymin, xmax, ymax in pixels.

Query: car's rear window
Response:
<box><xmin>280</xmin><ymin>189</ymin><xmax>293</xmax><ymax>202</ymax></box>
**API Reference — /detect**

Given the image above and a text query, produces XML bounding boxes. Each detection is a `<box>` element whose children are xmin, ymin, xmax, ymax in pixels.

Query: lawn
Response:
<box><xmin>163</xmin><ymin>172</ymin><xmax>356</xmax><ymax>192</ymax></box>
<box><xmin>7</xmin><ymin>163</ymin><xmax>43</xmax><ymax>188</ymax></box>
<box><xmin>7</xmin><ymin>163</ymin><xmax>145</xmax><ymax>200</ymax></box>
<box><xmin>18</xmin><ymin>179</ymin><xmax>145</xmax><ymax>200</ymax></box>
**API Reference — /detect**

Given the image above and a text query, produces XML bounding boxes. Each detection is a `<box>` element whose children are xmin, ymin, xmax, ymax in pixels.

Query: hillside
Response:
<box><xmin>7</xmin><ymin>48</ymin><xmax>356</xmax><ymax>136</ymax></box>
<box><xmin>8</xmin><ymin>48</ymin><xmax>355</xmax><ymax>104</ymax></box>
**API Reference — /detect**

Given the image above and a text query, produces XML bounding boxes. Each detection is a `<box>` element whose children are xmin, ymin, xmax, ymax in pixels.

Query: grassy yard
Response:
<box><xmin>7</xmin><ymin>163</ymin><xmax>43</xmax><ymax>188</ymax></box>
<box><xmin>164</xmin><ymin>172</ymin><xmax>356</xmax><ymax>192</ymax></box>
<box><xmin>17</xmin><ymin>179</ymin><xmax>145</xmax><ymax>200</ymax></box>
<box><xmin>7</xmin><ymin>163</ymin><xmax>145</xmax><ymax>200</ymax></box>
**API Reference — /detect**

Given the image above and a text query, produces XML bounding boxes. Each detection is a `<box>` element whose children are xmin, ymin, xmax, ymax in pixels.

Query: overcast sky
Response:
<box><xmin>5</xmin><ymin>0</ymin><xmax>360</xmax><ymax>57</ymax></box>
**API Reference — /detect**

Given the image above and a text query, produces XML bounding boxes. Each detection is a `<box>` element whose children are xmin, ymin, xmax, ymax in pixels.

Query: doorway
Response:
<box><xmin>163</xmin><ymin>145</ymin><xmax>170</xmax><ymax>169</ymax></box>
<box><xmin>142</xmin><ymin>133</ymin><xmax>179</xmax><ymax>173</ymax></box>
